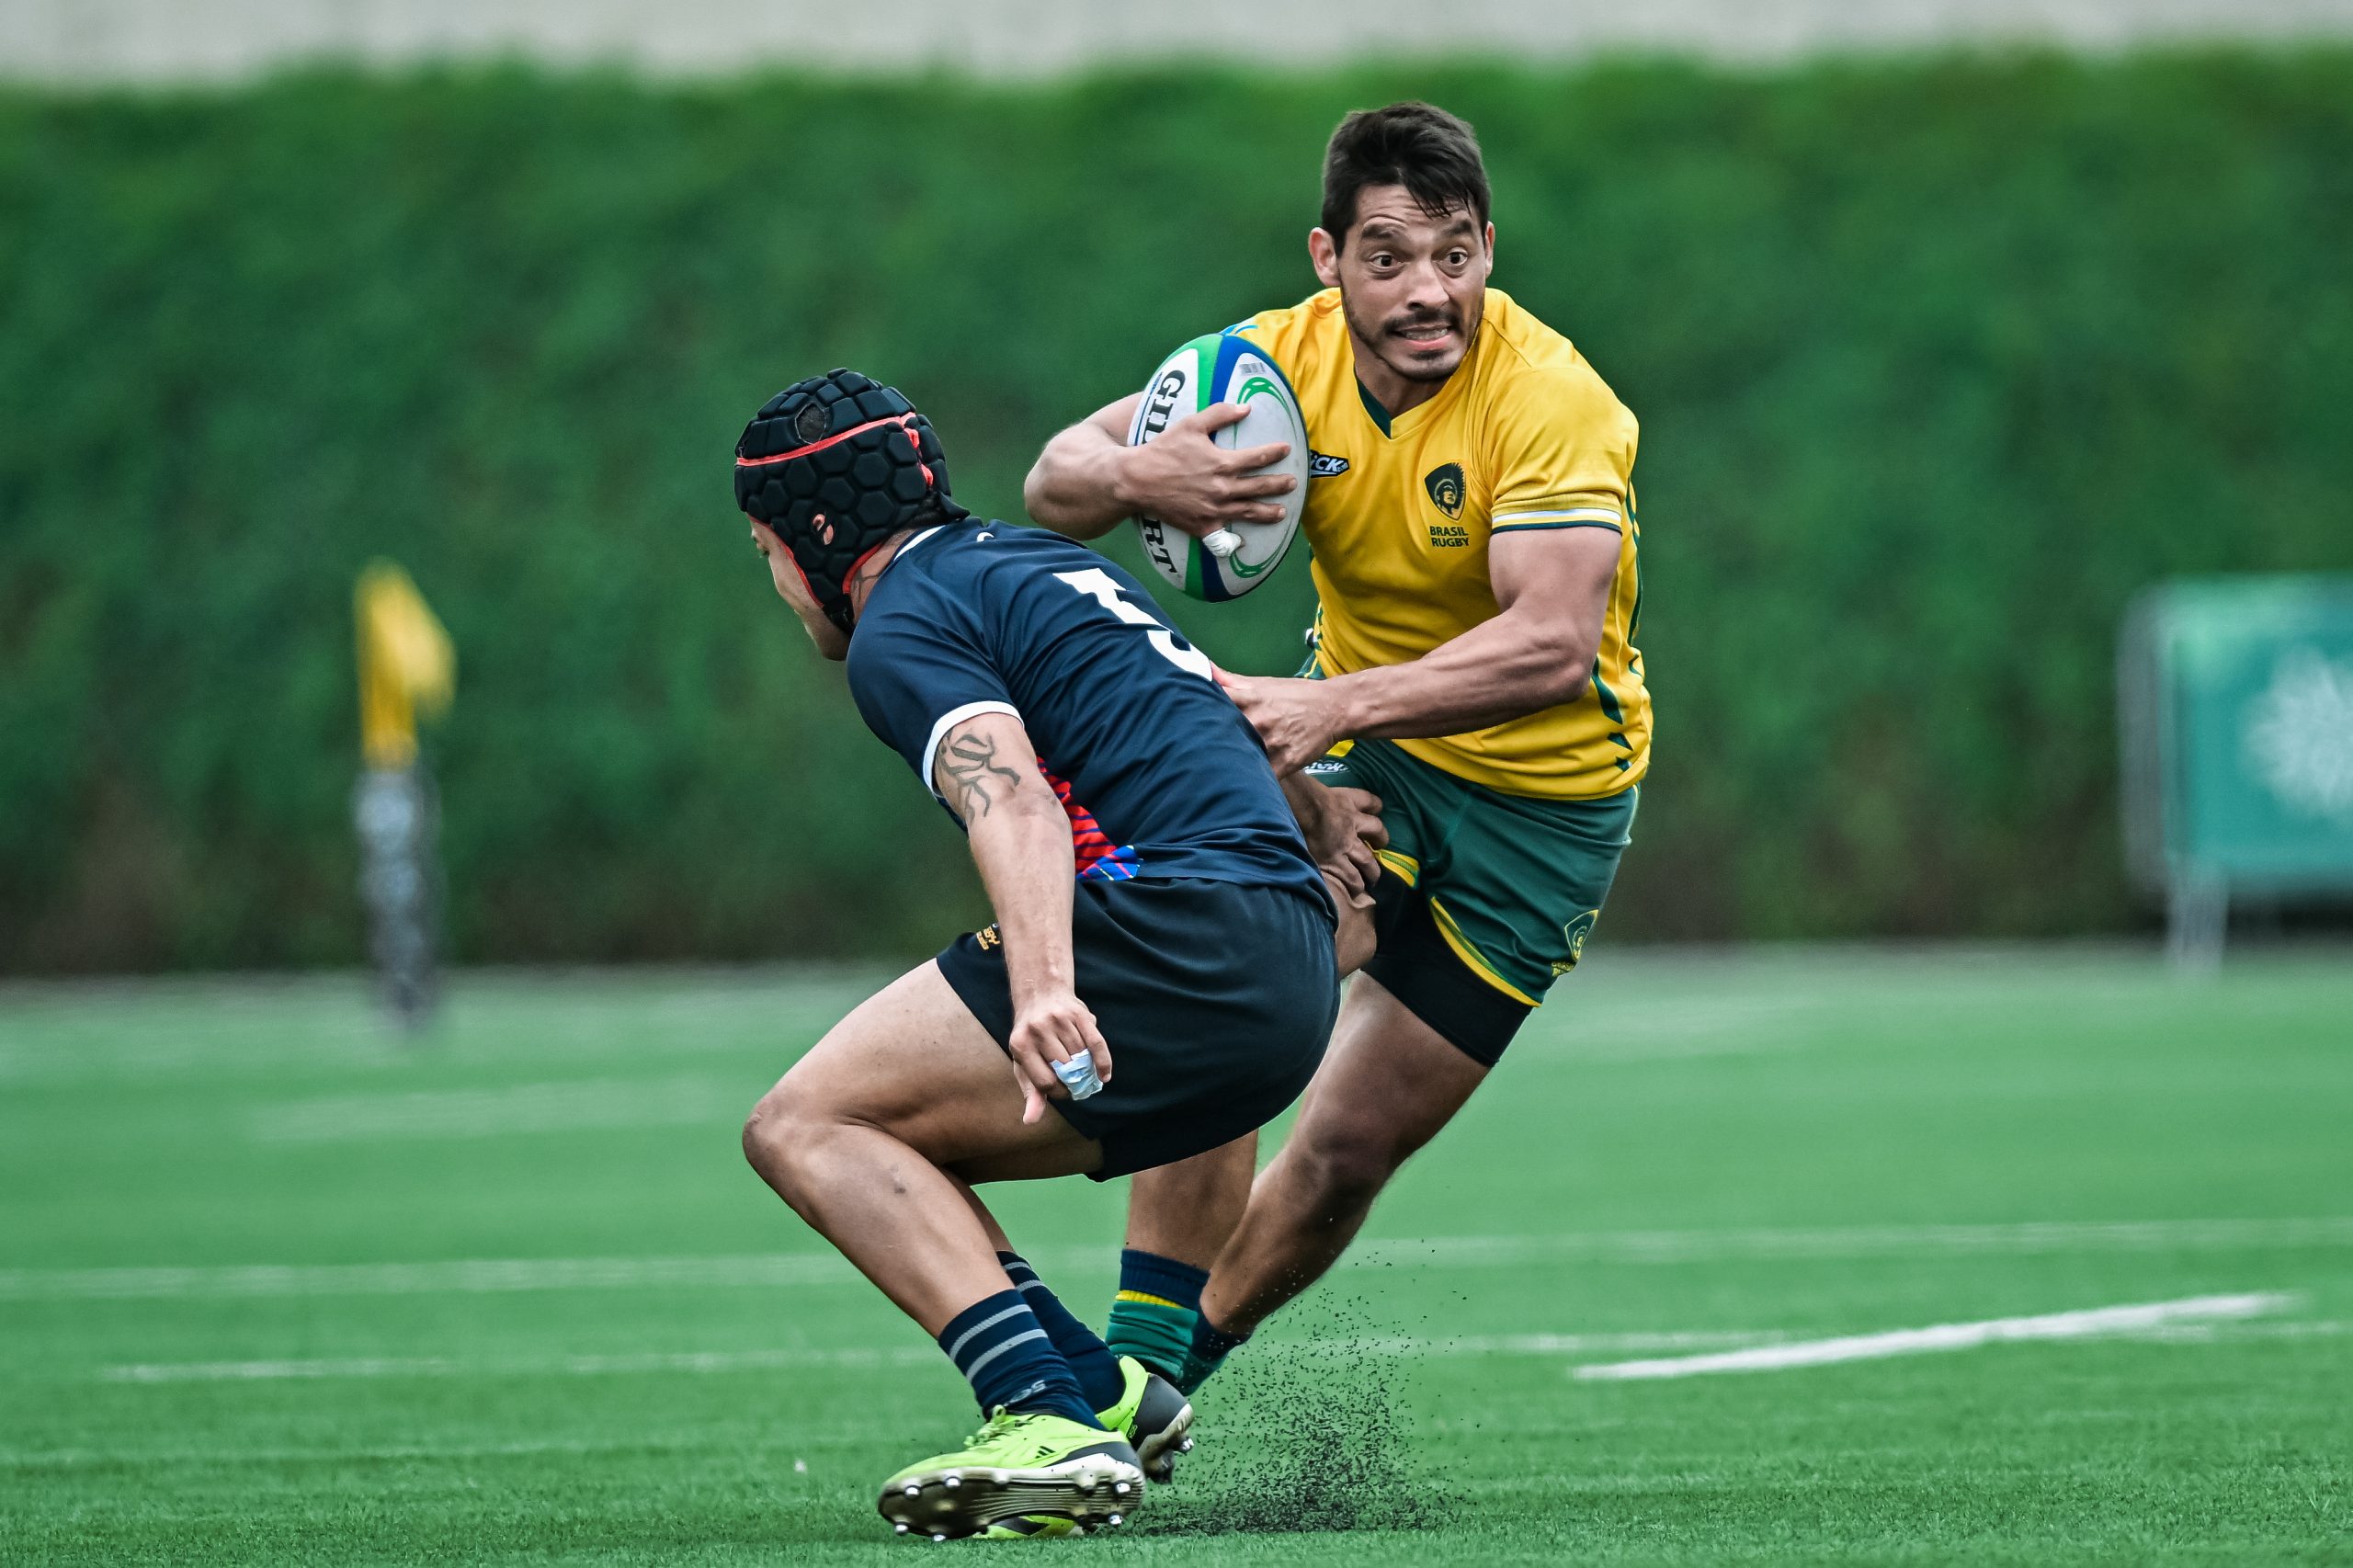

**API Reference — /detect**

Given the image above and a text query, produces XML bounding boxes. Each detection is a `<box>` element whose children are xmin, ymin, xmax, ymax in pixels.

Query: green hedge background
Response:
<box><xmin>5</xmin><ymin>53</ymin><xmax>2351</xmax><ymax>971</ymax></box>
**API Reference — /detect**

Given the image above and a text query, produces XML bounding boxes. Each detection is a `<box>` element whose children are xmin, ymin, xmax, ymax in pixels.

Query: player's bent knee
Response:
<box><xmin>741</xmin><ymin>1092</ymin><xmax>789</xmax><ymax>1177</ymax></box>
<box><xmin>1287</xmin><ymin>1119</ymin><xmax>1409</xmax><ymax>1206</ymax></box>
<box><xmin>741</xmin><ymin>1083</ymin><xmax>832</xmax><ymax>1198</ymax></box>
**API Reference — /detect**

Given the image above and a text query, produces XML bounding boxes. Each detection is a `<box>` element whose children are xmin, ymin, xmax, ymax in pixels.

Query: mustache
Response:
<box><xmin>1382</xmin><ymin>307</ymin><xmax>1460</xmax><ymax>338</ymax></box>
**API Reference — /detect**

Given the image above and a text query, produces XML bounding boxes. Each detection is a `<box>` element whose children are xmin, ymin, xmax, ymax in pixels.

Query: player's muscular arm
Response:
<box><xmin>1024</xmin><ymin>394</ymin><xmax>1296</xmax><ymax>541</ymax></box>
<box><xmin>932</xmin><ymin>710</ymin><xmax>1111</xmax><ymax>1122</ymax></box>
<box><xmin>1222</xmin><ymin>527</ymin><xmax>1621</xmax><ymax>773</ymax></box>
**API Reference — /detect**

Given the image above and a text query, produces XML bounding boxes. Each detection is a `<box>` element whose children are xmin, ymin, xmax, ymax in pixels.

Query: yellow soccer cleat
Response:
<box><xmin>1097</xmin><ymin>1355</ymin><xmax>1196</xmax><ymax>1485</ymax></box>
<box><xmin>876</xmin><ymin>1408</ymin><xmax>1142</xmax><ymax>1541</ymax></box>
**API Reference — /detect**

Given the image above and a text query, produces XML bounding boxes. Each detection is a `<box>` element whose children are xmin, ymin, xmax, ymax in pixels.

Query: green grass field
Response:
<box><xmin>4</xmin><ymin>949</ymin><xmax>2348</xmax><ymax>1565</ymax></box>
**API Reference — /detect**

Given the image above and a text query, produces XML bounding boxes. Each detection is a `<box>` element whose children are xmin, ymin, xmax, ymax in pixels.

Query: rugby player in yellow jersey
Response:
<box><xmin>1025</xmin><ymin>101</ymin><xmax>1649</xmax><ymax>1409</ymax></box>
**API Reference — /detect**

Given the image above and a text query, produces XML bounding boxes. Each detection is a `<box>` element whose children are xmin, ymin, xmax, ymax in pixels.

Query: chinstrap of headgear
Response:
<box><xmin>734</xmin><ymin>369</ymin><xmax>966</xmax><ymax>634</ymax></box>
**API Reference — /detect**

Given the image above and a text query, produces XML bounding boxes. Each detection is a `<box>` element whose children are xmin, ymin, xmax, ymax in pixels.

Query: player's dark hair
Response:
<box><xmin>1320</xmin><ymin>101</ymin><xmax>1490</xmax><ymax>253</ymax></box>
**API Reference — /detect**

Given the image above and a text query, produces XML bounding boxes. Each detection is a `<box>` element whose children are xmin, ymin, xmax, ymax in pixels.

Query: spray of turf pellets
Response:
<box><xmin>1140</xmin><ymin>1291</ymin><xmax>1461</xmax><ymax>1536</ymax></box>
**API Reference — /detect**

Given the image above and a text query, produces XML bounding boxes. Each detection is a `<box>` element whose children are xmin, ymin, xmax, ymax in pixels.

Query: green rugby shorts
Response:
<box><xmin>1304</xmin><ymin>736</ymin><xmax>1636</xmax><ymax>1064</ymax></box>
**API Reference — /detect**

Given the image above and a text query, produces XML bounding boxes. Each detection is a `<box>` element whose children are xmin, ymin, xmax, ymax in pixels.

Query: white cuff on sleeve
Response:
<box><xmin>921</xmin><ymin>700</ymin><xmax>1023</xmax><ymax>800</ymax></box>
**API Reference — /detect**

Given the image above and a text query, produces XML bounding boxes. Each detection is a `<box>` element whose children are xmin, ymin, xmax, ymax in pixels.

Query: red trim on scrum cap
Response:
<box><xmin>902</xmin><ymin>423</ymin><xmax>936</xmax><ymax>488</ymax></box>
<box><xmin>735</xmin><ymin>411</ymin><xmax>919</xmax><ymax>469</ymax></box>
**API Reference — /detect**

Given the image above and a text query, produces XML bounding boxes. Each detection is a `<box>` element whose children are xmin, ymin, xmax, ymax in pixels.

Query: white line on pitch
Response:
<box><xmin>1573</xmin><ymin>1292</ymin><xmax>2296</xmax><ymax>1381</ymax></box>
<box><xmin>93</xmin><ymin>1334</ymin><xmax>1779</xmax><ymax>1384</ymax></box>
<box><xmin>9</xmin><ymin>1218</ymin><xmax>2350</xmax><ymax>1301</ymax></box>
<box><xmin>0</xmin><ymin>1253</ymin><xmax>860</xmax><ymax>1301</ymax></box>
<box><xmin>0</xmin><ymin>1436</ymin><xmax>764</xmax><ymax>1470</ymax></box>
<box><xmin>1347</xmin><ymin>1218</ymin><xmax>2353</xmax><ymax>1267</ymax></box>
<box><xmin>85</xmin><ymin>1318</ymin><xmax>2336</xmax><ymax>1386</ymax></box>
<box><xmin>99</xmin><ymin>1346</ymin><xmax>943</xmax><ymax>1383</ymax></box>
<box><xmin>1391</xmin><ymin>1331</ymin><xmax>1786</xmax><ymax>1355</ymax></box>
<box><xmin>246</xmin><ymin>1077</ymin><xmax>747</xmax><ymax>1142</ymax></box>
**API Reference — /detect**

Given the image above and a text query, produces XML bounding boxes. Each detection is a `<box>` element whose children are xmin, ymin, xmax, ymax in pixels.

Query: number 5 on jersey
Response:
<box><xmin>1054</xmin><ymin>567</ymin><xmax>1215</xmax><ymax>680</ymax></box>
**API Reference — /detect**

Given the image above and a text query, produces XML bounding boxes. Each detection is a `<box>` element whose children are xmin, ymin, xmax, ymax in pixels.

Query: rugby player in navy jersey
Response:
<box><xmin>731</xmin><ymin>370</ymin><xmax>1380</xmax><ymax>1540</ymax></box>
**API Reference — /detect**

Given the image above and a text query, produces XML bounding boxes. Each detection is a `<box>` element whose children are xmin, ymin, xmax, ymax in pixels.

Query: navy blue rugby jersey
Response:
<box><xmin>845</xmin><ymin>520</ymin><xmax>1331</xmax><ymax>917</ymax></box>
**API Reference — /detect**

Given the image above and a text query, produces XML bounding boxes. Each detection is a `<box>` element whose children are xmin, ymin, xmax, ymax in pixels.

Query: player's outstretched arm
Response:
<box><xmin>1221</xmin><ymin>526</ymin><xmax>1621</xmax><ymax>773</ymax></box>
<box><xmin>1024</xmin><ymin>395</ymin><xmax>1295</xmax><ymax>541</ymax></box>
<box><xmin>931</xmin><ymin>709</ymin><xmax>1109</xmax><ymax>1123</ymax></box>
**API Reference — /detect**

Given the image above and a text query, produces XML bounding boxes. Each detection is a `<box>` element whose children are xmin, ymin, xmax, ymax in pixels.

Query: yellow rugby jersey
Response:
<box><xmin>1231</xmin><ymin>287</ymin><xmax>1650</xmax><ymax>800</ymax></box>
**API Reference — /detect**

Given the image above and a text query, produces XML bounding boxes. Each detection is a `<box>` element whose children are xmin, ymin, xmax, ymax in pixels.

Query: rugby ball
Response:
<box><xmin>1128</xmin><ymin>331</ymin><xmax>1310</xmax><ymax>602</ymax></box>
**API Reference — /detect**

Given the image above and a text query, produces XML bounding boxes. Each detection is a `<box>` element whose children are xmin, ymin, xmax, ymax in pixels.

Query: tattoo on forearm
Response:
<box><xmin>941</xmin><ymin>731</ymin><xmax>1024</xmax><ymax>819</ymax></box>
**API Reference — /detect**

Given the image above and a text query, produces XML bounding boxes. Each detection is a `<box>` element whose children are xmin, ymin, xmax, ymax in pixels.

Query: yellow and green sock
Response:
<box><xmin>1104</xmin><ymin>1248</ymin><xmax>1205</xmax><ymax>1383</ymax></box>
<box><xmin>1106</xmin><ymin>1248</ymin><xmax>1247</xmax><ymax>1393</ymax></box>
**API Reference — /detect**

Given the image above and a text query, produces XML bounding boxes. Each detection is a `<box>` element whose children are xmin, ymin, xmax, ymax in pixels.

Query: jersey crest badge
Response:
<box><xmin>1310</xmin><ymin>451</ymin><xmax>1349</xmax><ymax>478</ymax></box>
<box><xmin>1424</xmin><ymin>463</ymin><xmax>1466</xmax><ymax>519</ymax></box>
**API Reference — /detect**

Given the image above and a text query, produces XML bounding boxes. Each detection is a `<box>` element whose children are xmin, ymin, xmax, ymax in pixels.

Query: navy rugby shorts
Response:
<box><xmin>935</xmin><ymin>877</ymin><xmax>1338</xmax><ymax>1179</ymax></box>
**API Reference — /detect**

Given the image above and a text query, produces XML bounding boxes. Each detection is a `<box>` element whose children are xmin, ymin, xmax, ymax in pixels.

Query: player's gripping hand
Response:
<box><xmin>1219</xmin><ymin>670</ymin><xmax>1350</xmax><ymax>776</ymax></box>
<box><xmin>1117</xmin><ymin>403</ymin><xmax>1295</xmax><ymax>539</ymax></box>
<box><xmin>1308</xmin><ymin>786</ymin><xmax>1387</xmax><ymax>903</ymax></box>
<box><xmin>1006</xmin><ymin>988</ymin><xmax>1113</xmax><ymax>1125</ymax></box>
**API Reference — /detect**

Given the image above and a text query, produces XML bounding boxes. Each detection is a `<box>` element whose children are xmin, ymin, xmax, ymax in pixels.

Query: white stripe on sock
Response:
<box><xmin>960</xmin><ymin>1327</ymin><xmax>1051</xmax><ymax>1382</ymax></box>
<box><xmin>943</xmin><ymin>1302</ymin><xmax>1031</xmax><ymax>1366</ymax></box>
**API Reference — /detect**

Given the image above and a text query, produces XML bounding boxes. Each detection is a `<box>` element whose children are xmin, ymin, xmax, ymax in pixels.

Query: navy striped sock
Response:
<box><xmin>936</xmin><ymin>1290</ymin><xmax>1100</xmax><ymax>1427</ymax></box>
<box><xmin>998</xmin><ymin>1252</ymin><xmax>1126</xmax><ymax>1414</ymax></box>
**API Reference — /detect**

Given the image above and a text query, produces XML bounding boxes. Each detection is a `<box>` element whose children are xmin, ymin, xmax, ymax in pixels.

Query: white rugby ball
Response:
<box><xmin>1128</xmin><ymin>331</ymin><xmax>1309</xmax><ymax>601</ymax></box>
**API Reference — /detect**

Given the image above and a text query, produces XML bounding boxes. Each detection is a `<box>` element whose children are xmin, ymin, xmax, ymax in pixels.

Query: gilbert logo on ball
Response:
<box><xmin>1128</xmin><ymin>331</ymin><xmax>1311</xmax><ymax>602</ymax></box>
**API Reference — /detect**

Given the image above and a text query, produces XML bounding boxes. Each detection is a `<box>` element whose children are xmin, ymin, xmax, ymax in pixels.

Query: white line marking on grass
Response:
<box><xmin>1360</xmin><ymin>1331</ymin><xmax>1787</xmax><ymax>1356</ymax></box>
<box><xmin>93</xmin><ymin>1336</ymin><xmax>1779</xmax><ymax>1384</ymax></box>
<box><xmin>9</xmin><ymin>1219</ymin><xmax>2350</xmax><ymax>1301</ymax></box>
<box><xmin>2125</xmin><ymin>1316</ymin><xmax>2348</xmax><ymax>1344</ymax></box>
<box><xmin>246</xmin><ymin>1077</ymin><xmax>747</xmax><ymax>1142</ymax></box>
<box><xmin>0</xmin><ymin>1437</ymin><xmax>694</xmax><ymax>1470</ymax></box>
<box><xmin>1573</xmin><ymin>1292</ymin><xmax>2295</xmax><ymax>1381</ymax></box>
<box><xmin>107</xmin><ymin>1356</ymin><xmax>463</xmax><ymax>1382</ymax></box>
<box><xmin>1348</xmin><ymin>1217</ymin><xmax>2353</xmax><ymax>1267</ymax></box>
<box><xmin>101</xmin><ymin>1346</ymin><xmax>942</xmax><ymax>1382</ymax></box>
<box><xmin>85</xmin><ymin>1317</ymin><xmax>2330</xmax><ymax>1388</ymax></box>
<box><xmin>0</xmin><ymin>1430</ymin><xmax>886</xmax><ymax>1471</ymax></box>
<box><xmin>0</xmin><ymin>1253</ymin><xmax>861</xmax><ymax>1300</ymax></box>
